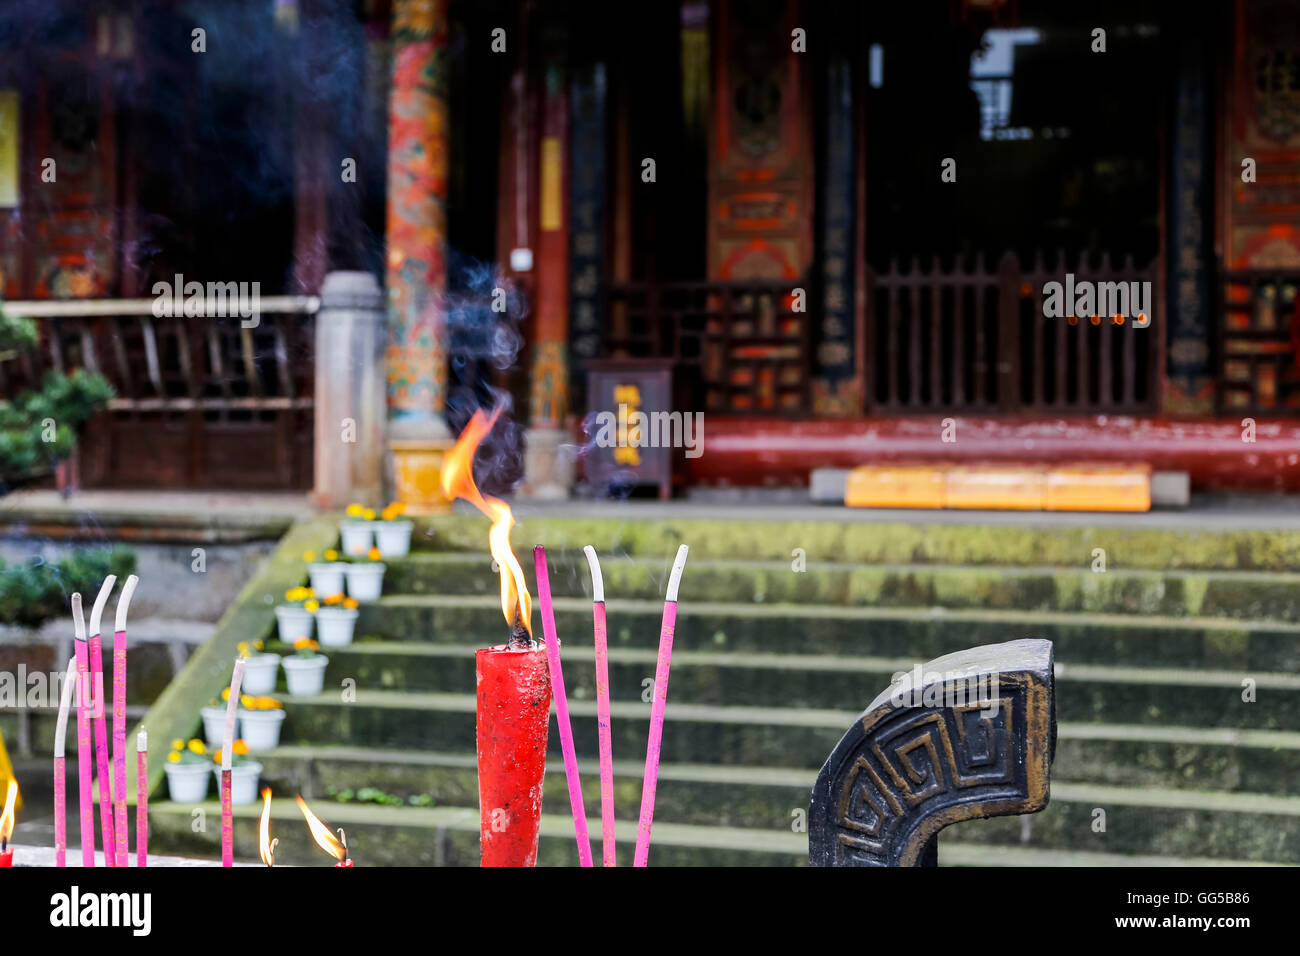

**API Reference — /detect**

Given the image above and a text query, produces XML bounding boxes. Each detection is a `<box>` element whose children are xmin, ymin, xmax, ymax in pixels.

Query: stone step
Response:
<box><xmin>278</xmin><ymin>642</ymin><xmax>1300</xmax><ymax>730</ymax></box>
<box><xmin>0</xmin><ymin>704</ymin><xmax>150</xmax><ymax>756</ymax></box>
<box><xmin>409</xmin><ymin>511</ymin><xmax>1300</xmax><ymax>573</ymax></box>
<box><xmin>381</xmin><ymin>552</ymin><xmax>1300</xmax><ymax>621</ymax></box>
<box><xmin>144</xmin><ymin>778</ymin><xmax>1300</xmax><ymax>865</ymax></box>
<box><xmin>271</xmin><ymin>690</ymin><xmax>1300</xmax><ymax>772</ymax></box>
<box><xmin>146</xmin><ymin>797</ymin><xmax>805</xmax><ymax>867</ymax></box>
<box><xmin>957</xmin><ymin>782</ymin><xmax>1300</xmax><ymax>864</ymax></box>
<box><xmin>353</xmin><ymin>594</ymin><xmax>1300</xmax><ymax>672</ymax></box>
<box><xmin>256</xmin><ymin>713</ymin><xmax>1300</xmax><ymax>823</ymax></box>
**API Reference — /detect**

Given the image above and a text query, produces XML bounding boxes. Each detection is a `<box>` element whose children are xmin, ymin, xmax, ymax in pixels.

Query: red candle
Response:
<box><xmin>1</xmin><ymin>778</ymin><xmax>18</xmax><ymax>866</ymax></box>
<box><xmin>441</xmin><ymin>407</ymin><xmax>550</xmax><ymax>866</ymax></box>
<box><xmin>476</xmin><ymin>645</ymin><xmax>552</xmax><ymax>867</ymax></box>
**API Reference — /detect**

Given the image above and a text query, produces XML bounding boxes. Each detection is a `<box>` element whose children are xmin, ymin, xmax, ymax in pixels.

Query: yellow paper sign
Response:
<box><xmin>540</xmin><ymin>136</ymin><xmax>562</xmax><ymax>231</ymax></box>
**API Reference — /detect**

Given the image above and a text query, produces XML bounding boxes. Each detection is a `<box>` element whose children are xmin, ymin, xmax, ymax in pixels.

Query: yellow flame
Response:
<box><xmin>295</xmin><ymin>795</ymin><xmax>347</xmax><ymax>862</ymax></box>
<box><xmin>441</xmin><ymin>407</ymin><xmax>532</xmax><ymax>635</ymax></box>
<box><xmin>0</xmin><ymin>779</ymin><xmax>17</xmax><ymax>844</ymax></box>
<box><xmin>259</xmin><ymin>788</ymin><xmax>277</xmax><ymax>866</ymax></box>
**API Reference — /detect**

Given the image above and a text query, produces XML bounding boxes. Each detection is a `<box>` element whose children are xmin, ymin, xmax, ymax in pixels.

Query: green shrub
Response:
<box><xmin>0</xmin><ymin>547</ymin><xmax>137</xmax><ymax>629</ymax></box>
<box><xmin>0</xmin><ymin>304</ymin><xmax>114</xmax><ymax>488</ymax></box>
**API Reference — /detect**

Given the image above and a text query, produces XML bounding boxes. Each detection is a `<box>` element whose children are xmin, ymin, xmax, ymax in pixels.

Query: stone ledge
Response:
<box><xmin>4</xmin><ymin>843</ymin><xmax>262</xmax><ymax>866</ymax></box>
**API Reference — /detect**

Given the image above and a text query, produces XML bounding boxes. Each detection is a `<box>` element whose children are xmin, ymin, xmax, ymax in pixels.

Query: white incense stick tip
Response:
<box><xmin>115</xmin><ymin>574</ymin><xmax>139</xmax><ymax>633</ymax></box>
<box><xmin>665</xmin><ymin>544</ymin><xmax>689</xmax><ymax>603</ymax></box>
<box><xmin>54</xmin><ymin>657</ymin><xmax>78</xmax><ymax>757</ymax></box>
<box><xmin>137</xmin><ymin>730</ymin><xmax>148</xmax><ymax>752</ymax></box>
<box><xmin>88</xmin><ymin>574</ymin><xmax>117</xmax><ymax>637</ymax></box>
<box><xmin>583</xmin><ymin>546</ymin><xmax>605</xmax><ymax>603</ymax></box>
<box><xmin>71</xmin><ymin>593</ymin><xmax>86</xmax><ymax>641</ymax></box>
<box><xmin>222</xmin><ymin>658</ymin><xmax>246</xmax><ymax>771</ymax></box>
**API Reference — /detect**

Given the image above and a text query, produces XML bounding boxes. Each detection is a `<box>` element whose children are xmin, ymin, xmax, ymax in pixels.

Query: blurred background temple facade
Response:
<box><xmin>0</xmin><ymin>0</ymin><xmax>1298</xmax><ymax>496</ymax></box>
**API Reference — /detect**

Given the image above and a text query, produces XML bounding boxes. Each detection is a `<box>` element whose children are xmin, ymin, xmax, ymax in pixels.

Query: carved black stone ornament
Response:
<box><xmin>809</xmin><ymin>639</ymin><xmax>1056</xmax><ymax>866</ymax></box>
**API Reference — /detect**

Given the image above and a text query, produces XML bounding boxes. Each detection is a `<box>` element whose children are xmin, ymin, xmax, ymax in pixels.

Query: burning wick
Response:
<box><xmin>259</xmin><ymin>788</ymin><xmax>278</xmax><ymax>867</ymax></box>
<box><xmin>0</xmin><ymin>778</ymin><xmax>18</xmax><ymax>866</ymax></box>
<box><xmin>296</xmin><ymin>795</ymin><xmax>352</xmax><ymax>866</ymax></box>
<box><xmin>509</xmin><ymin>618</ymin><xmax>533</xmax><ymax>650</ymax></box>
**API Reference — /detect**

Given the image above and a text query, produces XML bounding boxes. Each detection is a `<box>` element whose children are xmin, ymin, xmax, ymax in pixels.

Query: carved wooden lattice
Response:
<box><xmin>1218</xmin><ymin>270</ymin><xmax>1300</xmax><ymax>413</ymax></box>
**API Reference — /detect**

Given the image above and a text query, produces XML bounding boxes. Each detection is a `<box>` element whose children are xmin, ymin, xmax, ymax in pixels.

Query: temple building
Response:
<box><xmin>2</xmin><ymin>0</ymin><xmax>1299</xmax><ymax>503</ymax></box>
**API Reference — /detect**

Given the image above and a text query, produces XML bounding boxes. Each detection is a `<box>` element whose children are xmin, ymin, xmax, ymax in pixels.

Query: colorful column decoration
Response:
<box><xmin>523</xmin><ymin>56</ymin><xmax>574</xmax><ymax>498</ymax></box>
<box><xmin>385</xmin><ymin>0</ymin><xmax>454</xmax><ymax>511</ymax></box>
<box><xmin>1164</xmin><ymin>27</ymin><xmax>1214</xmax><ymax>415</ymax></box>
<box><xmin>568</xmin><ymin>62</ymin><xmax>607</xmax><ymax>400</ymax></box>
<box><xmin>812</xmin><ymin>55</ymin><xmax>859</xmax><ymax>416</ymax></box>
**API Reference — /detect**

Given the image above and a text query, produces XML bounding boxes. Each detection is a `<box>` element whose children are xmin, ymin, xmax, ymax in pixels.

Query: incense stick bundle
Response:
<box><xmin>53</xmin><ymin>655</ymin><xmax>77</xmax><ymax>867</ymax></box>
<box><xmin>112</xmin><ymin>575</ymin><xmax>138</xmax><ymax>867</ymax></box>
<box><xmin>221</xmin><ymin>656</ymin><xmax>246</xmax><ymax>867</ymax></box>
<box><xmin>88</xmin><ymin>575</ymin><xmax>118</xmax><ymax>864</ymax></box>
<box><xmin>534</xmin><ymin>546</ymin><xmax>593</xmax><ymax>867</ymax></box>
<box><xmin>71</xmin><ymin>594</ymin><xmax>95</xmax><ymax>866</ymax></box>
<box><xmin>634</xmin><ymin>545</ymin><xmax>689</xmax><ymax>867</ymax></box>
<box><xmin>136</xmin><ymin>731</ymin><xmax>148</xmax><ymax>867</ymax></box>
<box><xmin>584</xmin><ymin>546</ymin><xmax>616</xmax><ymax>866</ymax></box>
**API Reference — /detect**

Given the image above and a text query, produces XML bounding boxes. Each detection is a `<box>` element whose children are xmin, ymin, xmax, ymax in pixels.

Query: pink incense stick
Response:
<box><xmin>72</xmin><ymin>594</ymin><xmax>95</xmax><ymax>867</ymax></box>
<box><xmin>584</xmin><ymin>546</ymin><xmax>616</xmax><ymax>866</ymax></box>
<box><xmin>112</xmin><ymin>575</ymin><xmax>138</xmax><ymax>867</ymax></box>
<box><xmin>221</xmin><ymin>655</ymin><xmax>246</xmax><ymax>867</ymax></box>
<box><xmin>88</xmin><ymin>575</ymin><xmax>118</xmax><ymax>865</ymax></box>
<box><xmin>534</xmin><ymin>546</ymin><xmax>593</xmax><ymax>867</ymax></box>
<box><xmin>634</xmin><ymin>544</ymin><xmax>689</xmax><ymax>867</ymax></box>
<box><xmin>136</xmin><ymin>731</ymin><xmax>148</xmax><ymax>867</ymax></box>
<box><xmin>53</xmin><ymin>655</ymin><xmax>77</xmax><ymax>867</ymax></box>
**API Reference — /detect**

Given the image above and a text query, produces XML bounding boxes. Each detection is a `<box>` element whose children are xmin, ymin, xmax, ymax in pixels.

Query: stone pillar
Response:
<box><xmin>312</xmin><ymin>271</ymin><xmax>386</xmax><ymax>509</ymax></box>
<box><xmin>522</xmin><ymin>59</ymin><xmax>575</xmax><ymax>499</ymax></box>
<box><xmin>384</xmin><ymin>0</ymin><xmax>453</xmax><ymax>513</ymax></box>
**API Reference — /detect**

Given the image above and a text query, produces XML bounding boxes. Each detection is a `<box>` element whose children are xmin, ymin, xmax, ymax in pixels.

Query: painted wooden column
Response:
<box><xmin>812</xmin><ymin>52</ymin><xmax>859</xmax><ymax>415</ymax></box>
<box><xmin>522</xmin><ymin>51</ymin><xmax>574</xmax><ymax>498</ymax></box>
<box><xmin>384</xmin><ymin>0</ymin><xmax>453</xmax><ymax>512</ymax></box>
<box><xmin>567</xmin><ymin>61</ymin><xmax>607</xmax><ymax>406</ymax></box>
<box><xmin>1163</xmin><ymin>23</ymin><xmax>1214</xmax><ymax>415</ymax></box>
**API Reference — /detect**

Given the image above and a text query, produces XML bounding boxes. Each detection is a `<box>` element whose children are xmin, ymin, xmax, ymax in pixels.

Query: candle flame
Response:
<box><xmin>259</xmin><ymin>788</ymin><xmax>278</xmax><ymax>866</ymax></box>
<box><xmin>441</xmin><ymin>406</ymin><xmax>532</xmax><ymax>636</ymax></box>
<box><xmin>0</xmin><ymin>779</ymin><xmax>16</xmax><ymax>845</ymax></box>
<box><xmin>295</xmin><ymin>795</ymin><xmax>347</xmax><ymax>862</ymax></box>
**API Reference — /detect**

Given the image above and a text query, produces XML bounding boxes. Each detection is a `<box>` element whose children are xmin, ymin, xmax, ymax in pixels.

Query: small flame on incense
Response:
<box><xmin>295</xmin><ymin>795</ymin><xmax>349</xmax><ymax>865</ymax></box>
<box><xmin>0</xmin><ymin>778</ymin><xmax>17</xmax><ymax>852</ymax></box>
<box><xmin>441</xmin><ymin>405</ymin><xmax>534</xmax><ymax>645</ymax></box>
<box><xmin>259</xmin><ymin>788</ymin><xmax>278</xmax><ymax>867</ymax></box>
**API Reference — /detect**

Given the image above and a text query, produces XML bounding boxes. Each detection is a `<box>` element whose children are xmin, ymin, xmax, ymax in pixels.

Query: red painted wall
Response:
<box><xmin>685</xmin><ymin>417</ymin><xmax>1300</xmax><ymax>492</ymax></box>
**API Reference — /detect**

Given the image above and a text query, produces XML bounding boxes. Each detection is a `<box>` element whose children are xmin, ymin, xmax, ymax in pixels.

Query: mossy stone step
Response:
<box><xmin>410</xmin><ymin>512</ymin><xmax>1300</xmax><ymax>572</ymax></box>
<box><xmin>145</xmin><ymin>798</ymin><xmax>806</xmax><ymax>867</ymax></box>
<box><xmin>958</xmin><ymin>782</ymin><xmax>1300</xmax><ymax>864</ymax></box>
<box><xmin>354</xmin><ymin>595</ymin><xmax>1300</xmax><ymax>672</ymax></box>
<box><xmin>382</xmin><ymin>552</ymin><xmax>1300</xmax><ymax>620</ymax></box>
<box><xmin>254</xmin><ymin>723</ymin><xmax>1300</xmax><ymax>833</ymax></box>
<box><xmin>272</xmin><ymin>689</ymin><xmax>1300</xmax><ymax>771</ymax></box>
<box><xmin>144</xmin><ymin>780</ymin><xmax>1300</xmax><ymax>865</ymax></box>
<box><xmin>0</xmin><ymin>704</ymin><xmax>149</xmax><ymax>755</ymax></box>
<box><xmin>286</xmin><ymin>642</ymin><xmax>1300</xmax><ymax>729</ymax></box>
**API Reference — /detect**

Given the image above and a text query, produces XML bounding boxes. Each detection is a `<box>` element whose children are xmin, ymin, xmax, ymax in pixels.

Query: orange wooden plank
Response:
<box><xmin>845</xmin><ymin>466</ymin><xmax>945</xmax><ymax>508</ymax></box>
<box><xmin>945</xmin><ymin>466</ymin><xmax>1046</xmax><ymax>510</ymax></box>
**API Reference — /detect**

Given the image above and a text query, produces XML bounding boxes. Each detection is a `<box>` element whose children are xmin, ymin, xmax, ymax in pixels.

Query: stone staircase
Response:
<box><xmin>147</xmin><ymin>511</ymin><xmax>1300</xmax><ymax>865</ymax></box>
